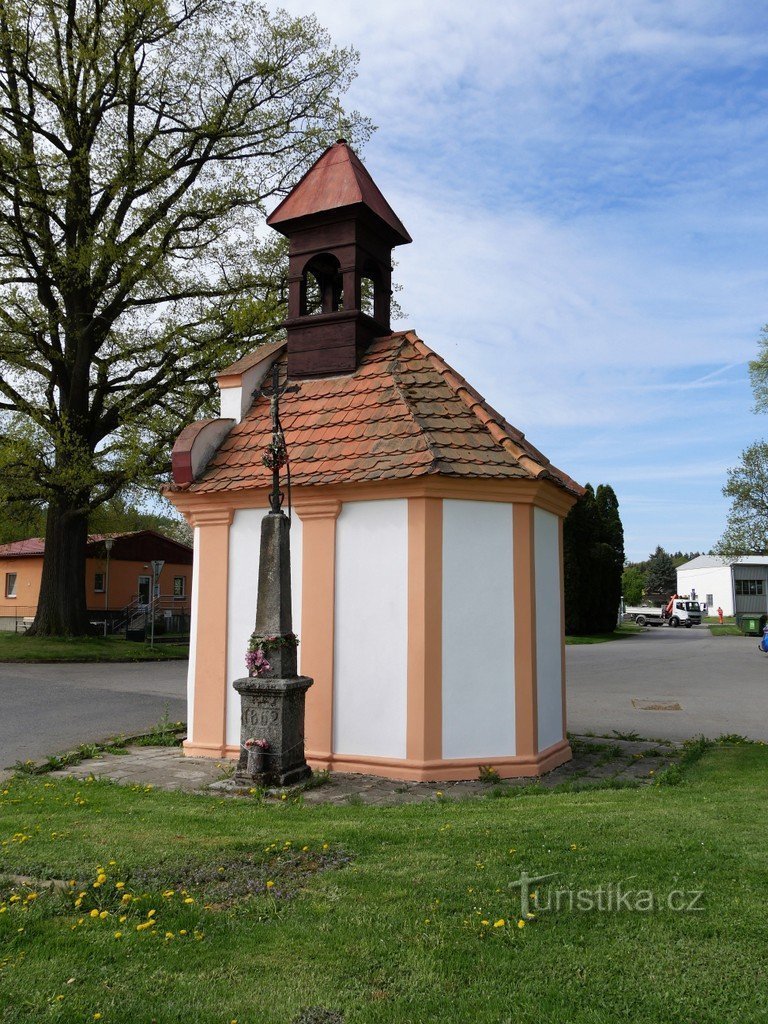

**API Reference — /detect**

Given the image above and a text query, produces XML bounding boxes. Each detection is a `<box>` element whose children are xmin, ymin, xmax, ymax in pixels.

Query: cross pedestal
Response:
<box><xmin>233</xmin><ymin>675</ymin><xmax>313</xmax><ymax>785</ymax></box>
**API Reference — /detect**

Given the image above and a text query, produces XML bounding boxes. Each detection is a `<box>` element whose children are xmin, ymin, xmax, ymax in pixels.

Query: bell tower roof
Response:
<box><xmin>267</xmin><ymin>140</ymin><xmax>411</xmax><ymax>244</ymax></box>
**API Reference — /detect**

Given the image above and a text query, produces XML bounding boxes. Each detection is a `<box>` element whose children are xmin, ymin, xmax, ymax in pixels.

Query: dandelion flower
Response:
<box><xmin>517</xmin><ymin>919</ymin><xmax>525</xmax><ymax>929</ymax></box>
<box><xmin>99</xmin><ymin>911</ymin><xmax>108</xmax><ymax>919</ymax></box>
<box><xmin>89</xmin><ymin>909</ymin><xmax>99</xmax><ymax>918</ymax></box>
<box><xmin>115</xmin><ymin>882</ymin><xmax>125</xmax><ymax>890</ymax></box>
<box><xmin>113</xmin><ymin>932</ymin><xmax>122</xmax><ymax>939</ymax></box>
<box><xmin>266</xmin><ymin>881</ymin><xmax>274</xmax><ymax>889</ymax></box>
<box><xmin>184</xmin><ymin>897</ymin><xmax>194</xmax><ymax>904</ymax></box>
<box><xmin>493</xmin><ymin>919</ymin><xmax>505</xmax><ymax>928</ymax></box>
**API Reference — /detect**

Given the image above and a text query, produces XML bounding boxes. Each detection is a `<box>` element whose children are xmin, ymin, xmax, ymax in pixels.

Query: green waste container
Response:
<box><xmin>737</xmin><ymin>614</ymin><xmax>762</xmax><ymax>636</ymax></box>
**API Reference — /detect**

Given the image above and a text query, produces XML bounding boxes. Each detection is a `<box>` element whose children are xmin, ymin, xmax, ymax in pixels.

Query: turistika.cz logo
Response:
<box><xmin>510</xmin><ymin>871</ymin><xmax>705</xmax><ymax>915</ymax></box>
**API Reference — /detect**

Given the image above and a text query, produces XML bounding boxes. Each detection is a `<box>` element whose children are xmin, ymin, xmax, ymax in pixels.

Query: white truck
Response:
<box><xmin>625</xmin><ymin>595</ymin><xmax>702</xmax><ymax>628</ymax></box>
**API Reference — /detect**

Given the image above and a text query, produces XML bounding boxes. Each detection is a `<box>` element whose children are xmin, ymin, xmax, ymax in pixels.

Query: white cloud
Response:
<box><xmin>271</xmin><ymin>0</ymin><xmax>768</xmax><ymax>556</ymax></box>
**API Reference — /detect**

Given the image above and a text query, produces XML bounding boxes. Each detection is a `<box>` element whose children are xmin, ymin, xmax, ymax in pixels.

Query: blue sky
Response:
<box><xmin>274</xmin><ymin>0</ymin><xmax>768</xmax><ymax>560</ymax></box>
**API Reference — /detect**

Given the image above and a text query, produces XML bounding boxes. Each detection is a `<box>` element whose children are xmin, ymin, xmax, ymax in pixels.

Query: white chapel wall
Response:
<box><xmin>333</xmin><ymin>499</ymin><xmax>408</xmax><ymax>758</ymax></box>
<box><xmin>225</xmin><ymin>507</ymin><xmax>303</xmax><ymax>749</ymax></box>
<box><xmin>534</xmin><ymin>506</ymin><xmax>563</xmax><ymax>752</ymax></box>
<box><xmin>442</xmin><ymin>499</ymin><xmax>516</xmax><ymax>759</ymax></box>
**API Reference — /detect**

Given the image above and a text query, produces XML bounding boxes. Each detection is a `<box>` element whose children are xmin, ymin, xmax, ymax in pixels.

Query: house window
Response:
<box><xmin>5</xmin><ymin>572</ymin><xmax>17</xmax><ymax>598</ymax></box>
<box><xmin>94</xmin><ymin>572</ymin><xmax>105</xmax><ymax>593</ymax></box>
<box><xmin>173</xmin><ymin>576</ymin><xmax>186</xmax><ymax>598</ymax></box>
<box><xmin>735</xmin><ymin>580</ymin><xmax>764</xmax><ymax>596</ymax></box>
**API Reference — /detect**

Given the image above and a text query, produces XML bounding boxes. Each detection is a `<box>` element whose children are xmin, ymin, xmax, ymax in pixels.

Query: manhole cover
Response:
<box><xmin>631</xmin><ymin>698</ymin><xmax>683</xmax><ymax>711</ymax></box>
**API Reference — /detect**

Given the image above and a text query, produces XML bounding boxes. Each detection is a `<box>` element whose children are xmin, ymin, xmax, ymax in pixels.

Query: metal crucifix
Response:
<box><xmin>259</xmin><ymin>362</ymin><xmax>298</xmax><ymax>515</ymax></box>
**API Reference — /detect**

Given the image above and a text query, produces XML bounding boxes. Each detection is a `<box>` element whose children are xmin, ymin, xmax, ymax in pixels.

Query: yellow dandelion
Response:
<box><xmin>493</xmin><ymin>919</ymin><xmax>505</xmax><ymax>928</ymax></box>
<box><xmin>89</xmin><ymin>909</ymin><xmax>99</xmax><ymax>918</ymax></box>
<box><xmin>115</xmin><ymin>882</ymin><xmax>125</xmax><ymax>890</ymax></box>
<box><xmin>517</xmin><ymin>919</ymin><xmax>525</xmax><ymax>929</ymax></box>
<box><xmin>163</xmin><ymin>890</ymin><xmax>175</xmax><ymax>898</ymax></box>
<box><xmin>481</xmin><ymin>919</ymin><xmax>490</xmax><ymax>926</ymax></box>
<box><xmin>184</xmin><ymin>897</ymin><xmax>194</xmax><ymax>904</ymax></box>
<box><xmin>165</xmin><ymin>931</ymin><xmax>174</xmax><ymax>939</ymax></box>
<box><xmin>113</xmin><ymin>931</ymin><xmax>122</xmax><ymax>939</ymax></box>
<box><xmin>266</xmin><ymin>880</ymin><xmax>274</xmax><ymax>889</ymax></box>
<box><xmin>99</xmin><ymin>911</ymin><xmax>108</xmax><ymax>919</ymax></box>
<box><xmin>179</xmin><ymin>929</ymin><xmax>187</xmax><ymax>935</ymax></box>
<box><xmin>147</xmin><ymin>909</ymin><xmax>156</xmax><ymax>918</ymax></box>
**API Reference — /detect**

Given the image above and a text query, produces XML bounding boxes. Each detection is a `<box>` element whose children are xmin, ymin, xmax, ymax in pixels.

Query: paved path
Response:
<box><xmin>46</xmin><ymin>735</ymin><xmax>678</xmax><ymax>803</ymax></box>
<box><xmin>567</xmin><ymin>626</ymin><xmax>768</xmax><ymax>741</ymax></box>
<box><xmin>0</xmin><ymin>661</ymin><xmax>187</xmax><ymax>769</ymax></box>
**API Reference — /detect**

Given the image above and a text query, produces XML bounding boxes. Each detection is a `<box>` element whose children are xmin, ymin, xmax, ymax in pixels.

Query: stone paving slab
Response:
<box><xmin>42</xmin><ymin>735</ymin><xmax>681</xmax><ymax>804</ymax></box>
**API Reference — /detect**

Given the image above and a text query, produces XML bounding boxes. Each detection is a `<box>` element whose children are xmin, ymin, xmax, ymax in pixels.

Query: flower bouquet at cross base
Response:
<box><xmin>244</xmin><ymin>633</ymin><xmax>300</xmax><ymax>677</ymax></box>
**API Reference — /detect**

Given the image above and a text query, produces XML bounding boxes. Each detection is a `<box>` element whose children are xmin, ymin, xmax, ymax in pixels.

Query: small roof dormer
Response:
<box><xmin>267</xmin><ymin>140</ymin><xmax>411</xmax><ymax>379</ymax></box>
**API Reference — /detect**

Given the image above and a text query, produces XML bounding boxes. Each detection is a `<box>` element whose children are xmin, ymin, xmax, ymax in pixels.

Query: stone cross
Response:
<box><xmin>233</xmin><ymin>365</ymin><xmax>313</xmax><ymax>787</ymax></box>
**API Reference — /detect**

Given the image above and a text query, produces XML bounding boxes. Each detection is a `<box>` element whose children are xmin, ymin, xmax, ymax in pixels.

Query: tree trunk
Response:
<box><xmin>28</xmin><ymin>496</ymin><xmax>91</xmax><ymax>636</ymax></box>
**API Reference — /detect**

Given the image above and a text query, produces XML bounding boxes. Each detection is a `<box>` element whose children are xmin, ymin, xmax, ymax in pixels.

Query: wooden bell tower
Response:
<box><xmin>267</xmin><ymin>140</ymin><xmax>411</xmax><ymax>379</ymax></box>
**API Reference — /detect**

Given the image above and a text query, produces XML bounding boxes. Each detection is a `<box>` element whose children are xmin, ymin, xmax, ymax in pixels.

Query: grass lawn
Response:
<box><xmin>709</xmin><ymin>624</ymin><xmax>745</xmax><ymax>637</ymax></box>
<box><xmin>565</xmin><ymin>623</ymin><xmax>642</xmax><ymax>645</ymax></box>
<box><xmin>1</xmin><ymin>745</ymin><xmax>767</xmax><ymax>1022</ymax></box>
<box><xmin>0</xmin><ymin>633</ymin><xmax>188</xmax><ymax>663</ymax></box>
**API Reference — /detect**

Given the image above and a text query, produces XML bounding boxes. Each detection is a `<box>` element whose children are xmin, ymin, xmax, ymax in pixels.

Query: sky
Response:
<box><xmin>270</xmin><ymin>0</ymin><xmax>768</xmax><ymax>561</ymax></box>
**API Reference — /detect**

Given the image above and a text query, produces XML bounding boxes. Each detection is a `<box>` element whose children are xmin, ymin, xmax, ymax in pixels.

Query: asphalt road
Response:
<box><xmin>1</xmin><ymin>626</ymin><xmax>764</xmax><ymax>769</ymax></box>
<box><xmin>567</xmin><ymin>625</ymin><xmax>768</xmax><ymax>741</ymax></box>
<box><xmin>0</xmin><ymin>660</ymin><xmax>187</xmax><ymax>769</ymax></box>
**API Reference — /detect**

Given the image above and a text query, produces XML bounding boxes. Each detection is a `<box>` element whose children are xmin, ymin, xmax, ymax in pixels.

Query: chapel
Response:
<box><xmin>168</xmin><ymin>140</ymin><xmax>583</xmax><ymax>781</ymax></box>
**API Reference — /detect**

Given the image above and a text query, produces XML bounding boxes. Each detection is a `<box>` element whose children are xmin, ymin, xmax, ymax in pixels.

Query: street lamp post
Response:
<box><xmin>150</xmin><ymin>559</ymin><xmax>165</xmax><ymax>648</ymax></box>
<box><xmin>103</xmin><ymin>537</ymin><xmax>114</xmax><ymax>636</ymax></box>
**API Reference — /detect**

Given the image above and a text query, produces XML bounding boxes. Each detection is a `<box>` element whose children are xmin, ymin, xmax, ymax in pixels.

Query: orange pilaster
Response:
<box><xmin>183</xmin><ymin>508</ymin><xmax>232</xmax><ymax>757</ymax></box>
<box><xmin>406</xmin><ymin>496</ymin><xmax>443</xmax><ymax>762</ymax></box>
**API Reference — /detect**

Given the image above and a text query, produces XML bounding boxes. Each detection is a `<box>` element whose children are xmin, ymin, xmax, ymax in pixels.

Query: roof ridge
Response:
<box><xmin>387</xmin><ymin>337</ymin><xmax>443</xmax><ymax>475</ymax></box>
<box><xmin>403</xmin><ymin>331</ymin><xmax>583</xmax><ymax>494</ymax></box>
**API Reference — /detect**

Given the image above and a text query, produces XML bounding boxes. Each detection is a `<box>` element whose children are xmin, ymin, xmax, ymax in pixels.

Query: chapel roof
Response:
<box><xmin>180</xmin><ymin>331</ymin><xmax>582</xmax><ymax>496</ymax></box>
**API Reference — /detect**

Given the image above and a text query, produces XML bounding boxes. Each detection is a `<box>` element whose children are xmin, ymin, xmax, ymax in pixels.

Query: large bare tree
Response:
<box><xmin>0</xmin><ymin>0</ymin><xmax>369</xmax><ymax>634</ymax></box>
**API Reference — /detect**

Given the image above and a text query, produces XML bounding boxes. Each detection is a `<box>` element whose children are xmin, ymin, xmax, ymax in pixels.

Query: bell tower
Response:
<box><xmin>267</xmin><ymin>140</ymin><xmax>411</xmax><ymax>379</ymax></box>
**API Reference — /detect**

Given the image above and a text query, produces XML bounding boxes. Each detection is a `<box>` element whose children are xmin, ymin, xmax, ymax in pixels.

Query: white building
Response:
<box><xmin>676</xmin><ymin>555</ymin><xmax>768</xmax><ymax>617</ymax></box>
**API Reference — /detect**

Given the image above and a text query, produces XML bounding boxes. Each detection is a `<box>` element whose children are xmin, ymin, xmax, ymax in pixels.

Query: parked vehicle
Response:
<box><xmin>624</xmin><ymin>595</ymin><xmax>702</xmax><ymax>628</ymax></box>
